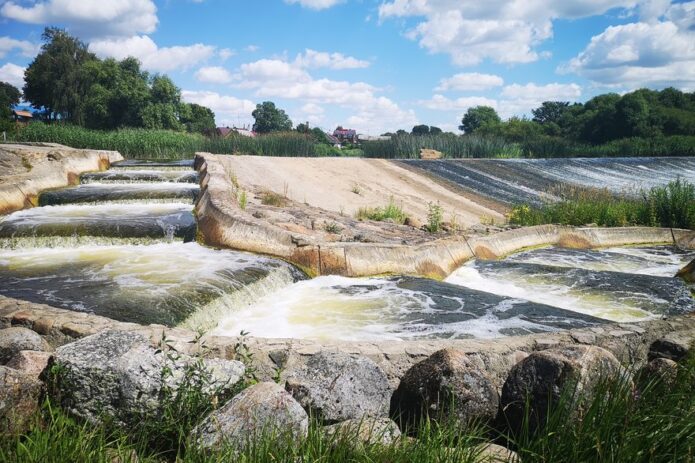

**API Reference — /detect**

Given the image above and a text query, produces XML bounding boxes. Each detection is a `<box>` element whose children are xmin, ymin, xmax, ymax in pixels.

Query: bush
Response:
<box><xmin>356</xmin><ymin>197</ymin><xmax>408</xmax><ymax>224</ymax></box>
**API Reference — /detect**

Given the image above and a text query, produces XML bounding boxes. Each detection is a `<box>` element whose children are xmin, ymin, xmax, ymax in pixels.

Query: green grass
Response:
<box><xmin>356</xmin><ymin>197</ymin><xmax>408</xmax><ymax>224</ymax></box>
<box><xmin>509</xmin><ymin>179</ymin><xmax>695</xmax><ymax>230</ymax></box>
<box><xmin>4</xmin><ymin>353</ymin><xmax>695</xmax><ymax>462</ymax></box>
<box><xmin>9</xmin><ymin>123</ymin><xmax>354</xmax><ymax>160</ymax></box>
<box><xmin>362</xmin><ymin>134</ymin><xmax>522</xmax><ymax>159</ymax></box>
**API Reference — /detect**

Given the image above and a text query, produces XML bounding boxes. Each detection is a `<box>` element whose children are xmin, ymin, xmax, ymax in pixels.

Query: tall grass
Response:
<box><xmin>509</xmin><ymin>179</ymin><xmax>695</xmax><ymax>230</ymax></box>
<box><xmin>362</xmin><ymin>134</ymin><xmax>522</xmax><ymax>159</ymax></box>
<box><xmin>356</xmin><ymin>197</ymin><xmax>408</xmax><ymax>224</ymax></box>
<box><xmin>4</xmin><ymin>354</ymin><xmax>695</xmax><ymax>462</ymax></box>
<box><xmin>9</xmin><ymin>123</ymin><xmax>344</xmax><ymax>159</ymax></box>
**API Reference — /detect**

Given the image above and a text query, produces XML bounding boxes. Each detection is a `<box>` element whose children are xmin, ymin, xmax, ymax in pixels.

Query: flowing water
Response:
<box><xmin>0</xmin><ymin>158</ymin><xmax>693</xmax><ymax>340</ymax></box>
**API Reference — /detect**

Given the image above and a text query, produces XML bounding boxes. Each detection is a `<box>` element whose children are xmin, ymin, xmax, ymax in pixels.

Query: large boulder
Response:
<box><xmin>676</xmin><ymin>258</ymin><xmax>694</xmax><ymax>283</ymax></box>
<box><xmin>193</xmin><ymin>382</ymin><xmax>308</xmax><ymax>452</ymax></box>
<box><xmin>6</xmin><ymin>350</ymin><xmax>52</xmax><ymax>380</ymax></box>
<box><xmin>648</xmin><ymin>333</ymin><xmax>693</xmax><ymax>362</ymax></box>
<box><xmin>285</xmin><ymin>351</ymin><xmax>391</xmax><ymax>423</ymax></box>
<box><xmin>323</xmin><ymin>418</ymin><xmax>401</xmax><ymax>447</ymax></box>
<box><xmin>51</xmin><ymin>330</ymin><xmax>245</xmax><ymax>425</ymax></box>
<box><xmin>0</xmin><ymin>365</ymin><xmax>43</xmax><ymax>435</ymax></box>
<box><xmin>500</xmin><ymin>345</ymin><xmax>622</xmax><ymax>434</ymax></box>
<box><xmin>390</xmin><ymin>349</ymin><xmax>499</xmax><ymax>429</ymax></box>
<box><xmin>0</xmin><ymin>327</ymin><xmax>50</xmax><ymax>364</ymax></box>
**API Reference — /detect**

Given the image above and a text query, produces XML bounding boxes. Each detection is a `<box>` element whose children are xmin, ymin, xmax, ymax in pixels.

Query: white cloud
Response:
<box><xmin>564</xmin><ymin>2</ymin><xmax>695</xmax><ymax>90</ymax></box>
<box><xmin>420</xmin><ymin>82</ymin><xmax>581</xmax><ymax>119</ymax></box>
<box><xmin>0</xmin><ymin>62</ymin><xmax>25</xmax><ymax>88</ymax></box>
<box><xmin>181</xmin><ymin>90</ymin><xmax>256</xmax><ymax>126</ymax></box>
<box><xmin>420</xmin><ymin>94</ymin><xmax>498</xmax><ymax>111</ymax></box>
<box><xmin>295</xmin><ymin>103</ymin><xmax>326</xmax><ymax>125</ymax></box>
<box><xmin>284</xmin><ymin>0</ymin><xmax>344</xmax><ymax>10</ymax></box>
<box><xmin>295</xmin><ymin>49</ymin><xmax>369</xmax><ymax>69</ymax></box>
<box><xmin>435</xmin><ymin>72</ymin><xmax>503</xmax><ymax>91</ymax></box>
<box><xmin>1</xmin><ymin>0</ymin><xmax>158</xmax><ymax>38</ymax></box>
<box><xmin>235</xmin><ymin>57</ymin><xmax>416</xmax><ymax>133</ymax></box>
<box><xmin>89</xmin><ymin>35</ymin><xmax>215</xmax><ymax>73</ymax></box>
<box><xmin>195</xmin><ymin>66</ymin><xmax>233</xmax><ymax>84</ymax></box>
<box><xmin>218</xmin><ymin>48</ymin><xmax>235</xmax><ymax>60</ymax></box>
<box><xmin>0</xmin><ymin>37</ymin><xmax>39</xmax><ymax>59</ymax></box>
<box><xmin>378</xmin><ymin>0</ymin><xmax>637</xmax><ymax>66</ymax></box>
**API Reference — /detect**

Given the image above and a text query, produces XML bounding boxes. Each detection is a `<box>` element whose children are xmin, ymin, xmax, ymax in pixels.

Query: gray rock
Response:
<box><xmin>52</xmin><ymin>330</ymin><xmax>244</xmax><ymax>425</ymax></box>
<box><xmin>648</xmin><ymin>333</ymin><xmax>693</xmax><ymax>362</ymax></box>
<box><xmin>390</xmin><ymin>349</ymin><xmax>499</xmax><ymax>429</ymax></box>
<box><xmin>638</xmin><ymin>357</ymin><xmax>679</xmax><ymax>385</ymax></box>
<box><xmin>193</xmin><ymin>382</ymin><xmax>308</xmax><ymax>452</ymax></box>
<box><xmin>285</xmin><ymin>351</ymin><xmax>390</xmax><ymax>423</ymax></box>
<box><xmin>473</xmin><ymin>443</ymin><xmax>519</xmax><ymax>462</ymax></box>
<box><xmin>0</xmin><ymin>365</ymin><xmax>43</xmax><ymax>435</ymax></box>
<box><xmin>5</xmin><ymin>350</ymin><xmax>52</xmax><ymax>380</ymax></box>
<box><xmin>500</xmin><ymin>345</ymin><xmax>622</xmax><ymax>434</ymax></box>
<box><xmin>323</xmin><ymin>418</ymin><xmax>401</xmax><ymax>447</ymax></box>
<box><xmin>0</xmin><ymin>327</ymin><xmax>50</xmax><ymax>364</ymax></box>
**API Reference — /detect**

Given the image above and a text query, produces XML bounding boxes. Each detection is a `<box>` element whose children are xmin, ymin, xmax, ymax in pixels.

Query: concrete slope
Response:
<box><xmin>220</xmin><ymin>156</ymin><xmax>505</xmax><ymax>227</ymax></box>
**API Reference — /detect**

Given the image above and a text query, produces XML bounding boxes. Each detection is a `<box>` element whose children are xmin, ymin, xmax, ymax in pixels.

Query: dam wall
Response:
<box><xmin>0</xmin><ymin>143</ymin><xmax>123</xmax><ymax>215</ymax></box>
<box><xmin>194</xmin><ymin>153</ymin><xmax>695</xmax><ymax>278</ymax></box>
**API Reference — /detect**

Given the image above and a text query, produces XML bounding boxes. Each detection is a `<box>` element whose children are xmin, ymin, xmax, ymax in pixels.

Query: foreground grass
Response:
<box><xmin>3</xmin><ymin>353</ymin><xmax>695</xmax><ymax>462</ymax></box>
<box><xmin>509</xmin><ymin>179</ymin><xmax>695</xmax><ymax>230</ymax></box>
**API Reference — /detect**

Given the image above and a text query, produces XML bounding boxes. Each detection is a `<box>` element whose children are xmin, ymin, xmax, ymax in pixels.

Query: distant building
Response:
<box><xmin>217</xmin><ymin>126</ymin><xmax>256</xmax><ymax>138</ymax></box>
<box><xmin>325</xmin><ymin>132</ymin><xmax>341</xmax><ymax>147</ymax></box>
<box><xmin>12</xmin><ymin>109</ymin><xmax>33</xmax><ymax>126</ymax></box>
<box><xmin>333</xmin><ymin>127</ymin><xmax>357</xmax><ymax>143</ymax></box>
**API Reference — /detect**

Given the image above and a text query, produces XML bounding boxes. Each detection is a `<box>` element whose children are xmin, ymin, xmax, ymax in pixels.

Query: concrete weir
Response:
<box><xmin>0</xmin><ymin>143</ymin><xmax>123</xmax><ymax>215</ymax></box>
<box><xmin>194</xmin><ymin>153</ymin><xmax>695</xmax><ymax>278</ymax></box>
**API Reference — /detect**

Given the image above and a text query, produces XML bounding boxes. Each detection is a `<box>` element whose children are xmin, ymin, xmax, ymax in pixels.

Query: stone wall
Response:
<box><xmin>194</xmin><ymin>153</ymin><xmax>695</xmax><ymax>278</ymax></box>
<box><xmin>3</xmin><ymin>294</ymin><xmax>693</xmax><ymax>390</ymax></box>
<box><xmin>0</xmin><ymin>143</ymin><xmax>123</xmax><ymax>215</ymax></box>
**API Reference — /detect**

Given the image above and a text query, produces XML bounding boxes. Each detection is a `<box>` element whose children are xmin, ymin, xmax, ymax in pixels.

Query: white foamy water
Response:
<box><xmin>211</xmin><ymin>275</ymin><xmax>572</xmax><ymax>341</ymax></box>
<box><xmin>0</xmin><ymin>202</ymin><xmax>192</xmax><ymax>223</ymax></box>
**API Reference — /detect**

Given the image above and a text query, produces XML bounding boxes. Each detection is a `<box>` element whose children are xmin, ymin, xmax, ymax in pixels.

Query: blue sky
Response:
<box><xmin>1</xmin><ymin>0</ymin><xmax>694</xmax><ymax>134</ymax></box>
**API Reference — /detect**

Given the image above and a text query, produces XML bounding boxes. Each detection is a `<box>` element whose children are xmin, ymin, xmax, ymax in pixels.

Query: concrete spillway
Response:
<box><xmin>401</xmin><ymin>157</ymin><xmax>695</xmax><ymax>206</ymax></box>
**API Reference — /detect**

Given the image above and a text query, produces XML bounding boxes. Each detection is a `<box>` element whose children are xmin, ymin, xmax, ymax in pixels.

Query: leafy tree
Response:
<box><xmin>180</xmin><ymin>103</ymin><xmax>216</xmax><ymax>134</ymax></box>
<box><xmin>459</xmin><ymin>106</ymin><xmax>501</xmax><ymax>133</ymax></box>
<box><xmin>296</xmin><ymin>122</ymin><xmax>309</xmax><ymax>133</ymax></box>
<box><xmin>532</xmin><ymin>101</ymin><xmax>570</xmax><ymax>125</ymax></box>
<box><xmin>411</xmin><ymin>124</ymin><xmax>430</xmax><ymax>135</ymax></box>
<box><xmin>429</xmin><ymin>126</ymin><xmax>443</xmax><ymax>135</ymax></box>
<box><xmin>0</xmin><ymin>81</ymin><xmax>21</xmax><ymax>131</ymax></box>
<box><xmin>615</xmin><ymin>92</ymin><xmax>653</xmax><ymax>138</ymax></box>
<box><xmin>24</xmin><ymin>27</ymin><xmax>96</xmax><ymax>124</ymax></box>
<box><xmin>252</xmin><ymin>101</ymin><xmax>292</xmax><ymax>133</ymax></box>
<box><xmin>396</xmin><ymin>129</ymin><xmax>407</xmax><ymax>135</ymax></box>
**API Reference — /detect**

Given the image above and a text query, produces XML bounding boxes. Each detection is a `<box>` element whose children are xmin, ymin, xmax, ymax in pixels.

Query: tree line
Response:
<box><xmin>5</xmin><ymin>28</ymin><xmax>216</xmax><ymax>134</ymax></box>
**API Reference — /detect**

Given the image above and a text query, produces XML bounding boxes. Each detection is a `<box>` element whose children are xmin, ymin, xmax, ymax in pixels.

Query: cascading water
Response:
<box><xmin>1</xmin><ymin>157</ymin><xmax>693</xmax><ymax>340</ymax></box>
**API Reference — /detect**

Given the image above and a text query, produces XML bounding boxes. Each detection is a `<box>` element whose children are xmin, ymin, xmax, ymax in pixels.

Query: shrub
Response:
<box><xmin>356</xmin><ymin>197</ymin><xmax>408</xmax><ymax>224</ymax></box>
<box><xmin>426</xmin><ymin>201</ymin><xmax>443</xmax><ymax>233</ymax></box>
<box><xmin>260</xmin><ymin>190</ymin><xmax>288</xmax><ymax>207</ymax></box>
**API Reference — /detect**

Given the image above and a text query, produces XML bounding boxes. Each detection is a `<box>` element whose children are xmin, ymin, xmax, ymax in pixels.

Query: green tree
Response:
<box><xmin>141</xmin><ymin>75</ymin><xmax>183</xmax><ymax>130</ymax></box>
<box><xmin>180</xmin><ymin>103</ymin><xmax>216</xmax><ymax>134</ymax></box>
<box><xmin>411</xmin><ymin>124</ymin><xmax>430</xmax><ymax>135</ymax></box>
<box><xmin>23</xmin><ymin>27</ymin><xmax>96</xmax><ymax>124</ymax></box>
<box><xmin>532</xmin><ymin>101</ymin><xmax>570</xmax><ymax>126</ymax></box>
<box><xmin>0</xmin><ymin>81</ymin><xmax>21</xmax><ymax>132</ymax></box>
<box><xmin>429</xmin><ymin>126</ymin><xmax>443</xmax><ymax>135</ymax></box>
<box><xmin>459</xmin><ymin>106</ymin><xmax>501</xmax><ymax>134</ymax></box>
<box><xmin>252</xmin><ymin>101</ymin><xmax>292</xmax><ymax>133</ymax></box>
<box><xmin>296</xmin><ymin>122</ymin><xmax>310</xmax><ymax>133</ymax></box>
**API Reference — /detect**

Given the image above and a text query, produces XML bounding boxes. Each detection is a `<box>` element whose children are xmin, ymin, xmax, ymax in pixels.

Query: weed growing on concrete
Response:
<box><xmin>351</xmin><ymin>184</ymin><xmax>362</xmax><ymax>195</ymax></box>
<box><xmin>323</xmin><ymin>221</ymin><xmax>343</xmax><ymax>234</ymax></box>
<box><xmin>238</xmin><ymin>190</ymin><xmax>247</xmax><ymax>210</ymax></box>
<box><xmin>260</xmin><ymin>190</ymin><xmax>288</xmax><ymax>207</ymax></box>
<box><xmin>426</xmin><ymin>201</ymin><xmax>443</xmax><ymax>233</ymax></box>
<box><xmin>356</xmin><ymin>197</ymin><xmax>408</xmax><ymax>225</ymax></box>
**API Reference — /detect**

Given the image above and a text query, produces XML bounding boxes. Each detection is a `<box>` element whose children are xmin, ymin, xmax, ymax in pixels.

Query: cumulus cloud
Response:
<box><xmin>234</xmin><ymin>57</ymin><xmax>415</xmax><ymax>133</ymax></box>
<box><xmin>421</xmin><ymin>82</ymin><xmax>581</xmax><ymax>119</ymax></box>
<box><xmin>295</xmin><ymin>103</ymin><xmax>326</xmax><ymax>125</ymax></box>
<box><xmin>284</xmin><ymin>0</ymin><xmax>345</xmax><ymax>10</ymax></box>
<box><xmin>1</xmin><ymin>0</ymin><xmax>158</xmax><ymax>39</ymax></box>
<box><xmin>435</xmin><ymin>72</ymin><xmax>503</xmax><ymax>91</ymax></box>
<box><xmin>295</xmin><ymin>49</ymin><xmax>369</xmax><ymax>69</ymax></box>
<box><xmin>0</xmin><ymin>62</ymin><xmax>25</xmax><ymax>88</ymax></box>
<box><xmin>378</xmin><ymin>0</ymin><xmax>637</xmax><ymax>66</ymax></box>
<box><xmin>218</xmin><ymin>48</ymin><xmax>235</xmax><ymax>60</ymax></box>
<box><xmin>89</xmin><ymin>35</ymin><xmax>215</xmax><ymax>73</ymax></box>
<box><xmin>564</xmin><ymin>1</ymin><xmax>695</xmax><ymax>89</ymax></box>
<box><xmin>181</xmin><ymin>90</ymin><xmax>255</xmax><ymax>126</ymax></box>
<box><xmin>195</xmin><ymin>66</ymin><xmax>233</xmax><ymax>84</ymax></box>
<box><xmin>0</xmin><ymin>37</ymin><xmax>40</xmax><ymax>59</ymax></box>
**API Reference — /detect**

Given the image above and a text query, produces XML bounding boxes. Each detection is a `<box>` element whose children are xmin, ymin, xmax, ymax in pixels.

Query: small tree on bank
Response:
<box><xmin>252</xmin><ymin>101</ymin><xmax>292</xmax><ymax>134</ymax></box>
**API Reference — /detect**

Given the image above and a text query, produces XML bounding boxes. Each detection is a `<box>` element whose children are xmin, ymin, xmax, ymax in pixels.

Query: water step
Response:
<box><xmin>111</xmin><ymin>159</ymin><xmax>194</xmax><ymax>168</ymax></box>
<box><xmin>0</xmin><ymin>203</ymin><xmax>196</xmax><ymax>241</ymax></box>
<box><xmin>81</xmin><ymin>170</ymin><xmax>198</xmax><ymax>184</ymax></box>
<box><xmin>39</xmin><ymin>183</ymin><xmax>199</xmax><ymax>206</ymax></box>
